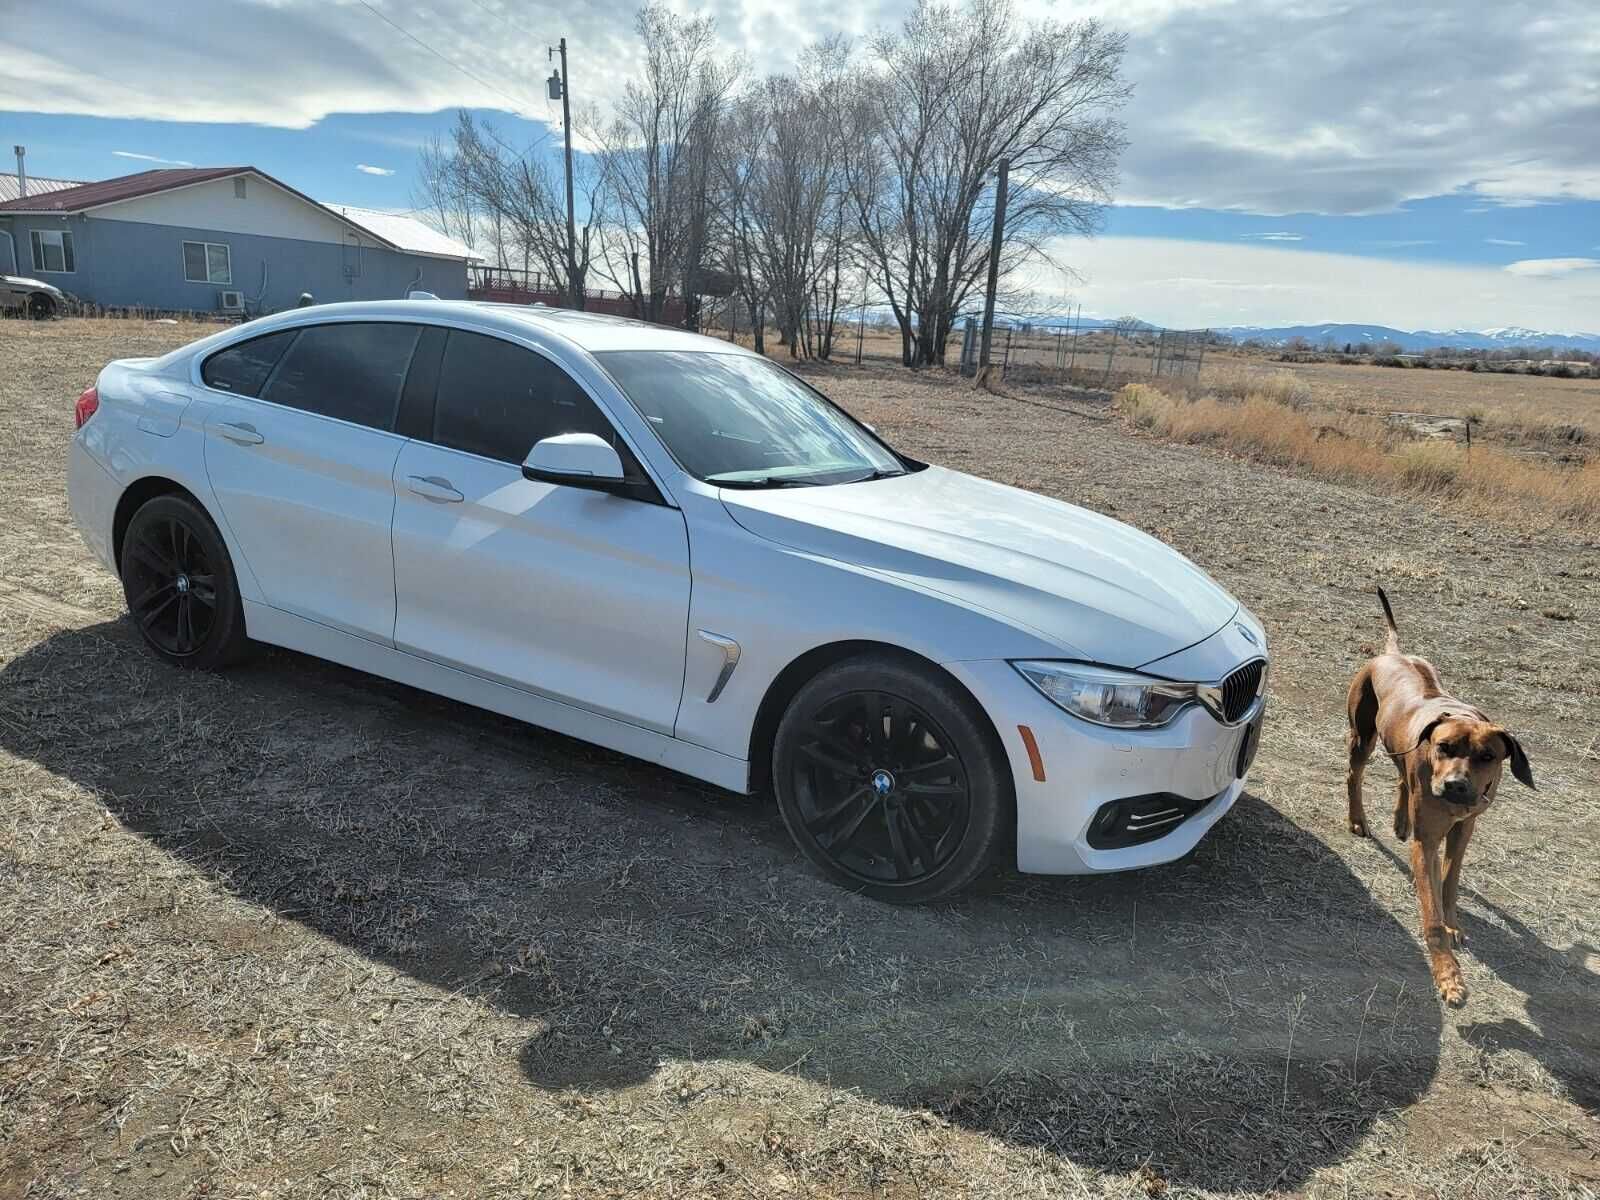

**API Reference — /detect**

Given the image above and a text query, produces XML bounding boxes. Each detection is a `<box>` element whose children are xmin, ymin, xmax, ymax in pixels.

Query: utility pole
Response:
<box><xmin>977</xmin><ymin>158</ymin><xmax>1009</xmax><ymax>382</ymax></box>
<box><xmin>548</xmin><ymin>38</ymin><xmax>580</xmax><ymax>310</ymax></box>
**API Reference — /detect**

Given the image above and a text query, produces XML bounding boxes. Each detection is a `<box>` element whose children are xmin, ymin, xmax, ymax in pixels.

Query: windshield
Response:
<box><xmin>595</xmin><ymin>351</ymin><xmax>905</xmax><ymax>486</ymax></box>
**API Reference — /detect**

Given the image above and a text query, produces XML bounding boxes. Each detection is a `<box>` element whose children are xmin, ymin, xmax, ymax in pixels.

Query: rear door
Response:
<box><xmin>200</xmin><ymin>321</ymin><xmax>422</xmax><ymax>644</ymax></box>
<box><xmin>389</xmin><ymin>328</ymin><xmax>691</xmax><ymax>733</ymax></box>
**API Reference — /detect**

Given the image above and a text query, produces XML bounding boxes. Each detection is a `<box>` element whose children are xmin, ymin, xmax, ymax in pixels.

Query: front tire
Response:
<box><xmin>27</xmin><ymin>293</ymin><xmax>54</xmax><ymax>320</ymax></box>
<box><xmin>120</xmin><ymin>495</ymin><xmax>249</xmax><ymax>669</ymax></box>
<box><xmin>772</xmin><ymin>654</ymin><xmax>1011</xmax><ymax>902</ymax></box>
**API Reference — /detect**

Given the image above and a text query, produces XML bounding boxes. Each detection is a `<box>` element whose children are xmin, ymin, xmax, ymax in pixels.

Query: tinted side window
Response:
<box><xmin>201</xmin><ymin>330</ymin><xmax>298</xmax><ymax>398</ymax></box>
<box><xmin>432</xmin><ymin>331</ymin><xmax>617</xmax><ymax>464</ymax></box>
<box><xmin>259</xmin><ymin>323</ymin><xmax>422</xmax><ymax>431</ymax></box>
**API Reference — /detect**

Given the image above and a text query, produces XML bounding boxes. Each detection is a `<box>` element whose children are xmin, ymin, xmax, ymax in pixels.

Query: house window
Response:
<box><xmin>183</xmin><ymin>241</ymin><xmax>232</xmax><ymax>284</ymax></box>
<box><xmin>30</xmin><ymin>229</ymin><xmax>75</xmax><ymax>274</ymax></box>
<box><xmin>234</xmin><ymin>177</ymin><xmax>247</xmax><ymax>199</ymax></box>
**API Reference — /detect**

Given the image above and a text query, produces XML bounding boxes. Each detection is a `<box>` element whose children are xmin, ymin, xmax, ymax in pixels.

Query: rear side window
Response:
<box><xmin>259</xmin><ymin>323</ymin><xmax>422</xmax><ymax>431</ymax></box>
<box><xmin>200</xmin><ymin>330</ymin><xmax>297</xmax><ymax>398</ymax></box>
<box><xmin>431</xmin><ymin>330</ymin><xmax>618</xmax><ymax>463</ymax></box>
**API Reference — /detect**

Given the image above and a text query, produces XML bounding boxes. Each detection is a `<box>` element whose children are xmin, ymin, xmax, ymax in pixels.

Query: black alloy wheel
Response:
<box><xmin>774</xmin><ymin>655</ymin><xmax>1010</xmax><ymax>902</ymax></box>
<box><xmin>27</xmin><ymin>293</ymin><xmax>54</xmax><ymax>320</ymax></box>
<box><xmin>121</xmin><ymin>495</ymin><xmax>248</xmax><ymax>669</ymax></box>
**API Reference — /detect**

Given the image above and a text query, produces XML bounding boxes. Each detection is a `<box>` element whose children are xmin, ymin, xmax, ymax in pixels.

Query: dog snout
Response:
<box><xmin>1436</xmin><ymin>774</ymin><xmax>1475</xmax><ymax>802</ymax></box>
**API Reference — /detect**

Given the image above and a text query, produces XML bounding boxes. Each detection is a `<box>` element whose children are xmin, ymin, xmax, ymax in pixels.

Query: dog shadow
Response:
<box><xmin>0</xmin><ymin>620</ymin><xmax>1447</xmax><ymax>1195</ymax></box>
<box><xmin>1365</xmin><ymin>838</ymin><xmax>1598</xmax><ymax>1113</ymax></box>
<box><xmin>1458</xmin><ymin>890</ymin><xmax>1600</xmax><ymax>1113</ymax></box>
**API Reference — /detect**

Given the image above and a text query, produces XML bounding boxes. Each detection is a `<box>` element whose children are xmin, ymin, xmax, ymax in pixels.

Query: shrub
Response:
<box><xmin>1113</xmin><ymin>383</ymin><xmax>1600</xmax><ymax>528</ymax></box>
<box><xmin>1200</xmin><ymin>366</ymin><xmax>1312</xmax><ymax>408</ymax></box>
<box><xmin>1393</xmin><ymin>442</ymin><xmax>1462</xmax><ymax>493</ymax></box>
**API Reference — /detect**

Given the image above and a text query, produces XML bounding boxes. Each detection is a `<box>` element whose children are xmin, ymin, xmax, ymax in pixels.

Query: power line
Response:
<box><xmin>352</xmin><ymin>0</ymin><xmax>533</xmax><ymax>113</ymax></box>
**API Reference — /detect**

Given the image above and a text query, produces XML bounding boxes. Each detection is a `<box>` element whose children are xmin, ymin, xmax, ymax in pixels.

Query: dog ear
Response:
<box><xmin>1495</xmin><ymin>729</ymin><xmax>1535</xmax><ymax>789</ymax></box>
<box><xmin>1415</xmin><ymin>716</ymin><xmax>1446</xmax><ymax>748</ymax></box>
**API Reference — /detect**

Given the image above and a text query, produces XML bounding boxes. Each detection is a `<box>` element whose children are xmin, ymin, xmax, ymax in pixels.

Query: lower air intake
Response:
<box><xmin>1086</xmin><ymin>790</ymin><xmax>1221</xmax><ymax>850</ymax></box>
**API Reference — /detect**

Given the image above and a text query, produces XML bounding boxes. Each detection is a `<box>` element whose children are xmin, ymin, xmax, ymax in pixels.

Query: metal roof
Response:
<box><xmin>318</xmin><ymin>203</ymin><xmax>481</xmax><ymax>262</ymax></box>
<box><xmin>0</xmin><ymin>173</ymin><xmax>87</xmax><ymax>204</ymax></box>
<box><xmin>0</xmin><ymin>166</ymin><xmax>406</xmax><ymax>254</ymax></box>
<box><xmin>0</xmin><ymin>167</ymin><xmax>250</xmax><ymax>214</ymax></box>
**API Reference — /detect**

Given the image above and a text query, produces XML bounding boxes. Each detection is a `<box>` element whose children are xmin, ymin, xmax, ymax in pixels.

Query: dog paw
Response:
<box><xmin>1435</xmin><ymin>973</ymin><xmax>1468</xmax><ymax>1007</ymax></box>
<box><xmin>1444</xmin><ymin>925</ymin><xmax>1466</xmax><ymax>948</ymax></box>
<box><xmin>1348</xmin><ymin>819</ymin><xmax>1368</xmax><ymax>838</ymax></box>
<box><xmin>1393</xmin><ymin>815</ymin><xmax>1411</xmax><ymax>842</ymax></box>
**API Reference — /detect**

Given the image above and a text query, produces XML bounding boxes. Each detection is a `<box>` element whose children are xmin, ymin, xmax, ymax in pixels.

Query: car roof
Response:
<box><xmin>220</xmin><ymin>299</ymin><xmax>757</xmax><ymax>357</ymax></box>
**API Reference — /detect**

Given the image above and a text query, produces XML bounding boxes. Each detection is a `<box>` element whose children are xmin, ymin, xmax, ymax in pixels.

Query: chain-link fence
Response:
<box><xmin>960</xmin><ymin>319</ymin><xmax>1211</xmax><ymax>386</ymax></box>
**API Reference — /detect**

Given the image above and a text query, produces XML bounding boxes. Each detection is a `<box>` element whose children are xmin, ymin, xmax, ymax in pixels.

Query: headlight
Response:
<box><xmin>1012</xmin><ymin>661</ymin><xmax>1198</xmax><ymax>729</ymax></box>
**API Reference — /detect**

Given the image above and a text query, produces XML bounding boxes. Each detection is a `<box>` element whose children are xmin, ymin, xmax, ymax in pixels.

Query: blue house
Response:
<box><xmin>0</xmin><ymin>166</ymin><xmax>477</xmax><ymax>316</ymax></box>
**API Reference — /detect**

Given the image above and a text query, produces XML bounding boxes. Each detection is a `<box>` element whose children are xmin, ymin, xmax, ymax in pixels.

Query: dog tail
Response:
<box><xmin>1376</xmin><ymin>586</ymin><xmax>1401</xmax><ymax>653</ymax></box>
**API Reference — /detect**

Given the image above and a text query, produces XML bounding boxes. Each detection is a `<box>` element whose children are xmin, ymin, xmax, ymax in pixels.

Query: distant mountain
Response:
<box><xmin>1211</xmin><ymin>323</ymin><xmax>1600</xmax><ymax>353</ymax></box>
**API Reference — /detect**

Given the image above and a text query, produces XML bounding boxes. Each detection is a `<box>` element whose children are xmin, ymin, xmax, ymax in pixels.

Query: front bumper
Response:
<box><xmin>944</xmin><ymin>657</ymin><xmax>1264</xmax><ymax>874</ymax></box>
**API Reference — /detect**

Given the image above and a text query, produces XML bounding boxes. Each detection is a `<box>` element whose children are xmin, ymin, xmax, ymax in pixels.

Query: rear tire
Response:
<box><xmin>120</xmin><ymin>495</ymin><xmax>249</xmax><ymax>670</ymax></box>
<box><xmin>772</xmin><ymin>654</ymin><xmax>1011</xmax><ymax>903</ymax></box>
<box><xmin>26</xmin><ymin>293</ymin><xmax>54</xmax><ymax>320</ymax></box>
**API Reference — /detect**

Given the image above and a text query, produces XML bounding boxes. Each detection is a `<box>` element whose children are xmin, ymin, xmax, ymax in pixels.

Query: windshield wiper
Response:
<box><xmin>838</xmin><ymin>467</ymin><xmax>909</xmax><ymax>484</ymax></box>
<box><xmin>706</xmin><ymin>475</ymin><xmax>820</xmax><ymax>489</ymax></box>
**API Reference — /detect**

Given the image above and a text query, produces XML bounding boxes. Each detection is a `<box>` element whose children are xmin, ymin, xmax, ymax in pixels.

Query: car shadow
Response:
<box><xmin>0</xmin><ymin>620</ymin><xmax>1444</xmax><ymax>1194</ymax></box>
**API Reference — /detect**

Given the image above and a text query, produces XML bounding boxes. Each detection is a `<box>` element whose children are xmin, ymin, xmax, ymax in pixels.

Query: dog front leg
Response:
<box><xmin>1411</xmin><ymin>834</ymin><xmax>1466</xmax><ymax>1006</ymax></box>
<box><xmin>1441</xmin><ymin>817</ymin><xmax>1475</xmax><ymax>948</ymax></box>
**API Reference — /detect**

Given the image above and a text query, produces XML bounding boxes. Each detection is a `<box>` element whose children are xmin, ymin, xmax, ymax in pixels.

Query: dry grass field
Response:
<box><xmin>1205</xmin><ymin>354</ymin><xmax>1600</xmax><ymax>459</ymax></box>
<box><xmin>2</xmin><ymin>318</ymin><xmax>1599</xmax><ymax>1199</ymax></box>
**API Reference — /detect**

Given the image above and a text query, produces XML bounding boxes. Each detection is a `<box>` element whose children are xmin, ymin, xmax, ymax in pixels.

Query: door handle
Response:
<box><xmin>214</xmin><ymin>421</ymin><xmax>264</xmax><ymax>445</ymax></box>
<box><xmin>407</xmin><ymin>474</ymin><xmax>464</xmax><ymax>503</ymax></box>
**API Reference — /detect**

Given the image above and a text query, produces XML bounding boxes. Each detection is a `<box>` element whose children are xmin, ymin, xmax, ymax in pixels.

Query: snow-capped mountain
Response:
<box><xmin>1212</xmin><ymin>323</ymin><xmax>1600</xmax><ymax>353</ymax></box>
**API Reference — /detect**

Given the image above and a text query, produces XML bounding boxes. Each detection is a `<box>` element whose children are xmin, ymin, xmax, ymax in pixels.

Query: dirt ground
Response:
<box><xmin>2</xmin><ymin>318</ymin><xmax>1597</xmax><ymax>1199</ymax></box>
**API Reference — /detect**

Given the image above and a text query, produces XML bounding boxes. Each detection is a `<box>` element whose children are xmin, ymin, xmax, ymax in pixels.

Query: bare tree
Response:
<box><xmin>717</xmin><ymin>42</ymin><xmax>858</xmax><ymax>359</ymax></box>
<box><xmin>589</xmin><ymin>5</ymin><xmax>740</xmax><ymax>324</ymax></box>
<box><xmin>843</xmin><ymin>0</ymin><xmax>1130</xmax><ymax>366</ymax></box>
<box><xmin>413</xmin><ymin>133</ymin><xmax>477</xmax><ymax>253</ymax></box>
<box><xmin>440</xmin><ymin>110</ymin><xmax>606</xmax><ymax>307</ymax></box>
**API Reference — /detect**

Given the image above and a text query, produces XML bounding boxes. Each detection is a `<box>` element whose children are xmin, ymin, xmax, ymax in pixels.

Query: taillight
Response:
<box><xmin>74</xmin><ymin>386</ymin><xmax>99</xmax><ymax>429</ymax></box>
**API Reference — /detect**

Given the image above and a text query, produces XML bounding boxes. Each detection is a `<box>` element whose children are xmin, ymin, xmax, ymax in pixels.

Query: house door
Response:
<box><xmin>0</xmin><ymin>231</ymin><xmax>15</xmax><ymax>275</ymax></box>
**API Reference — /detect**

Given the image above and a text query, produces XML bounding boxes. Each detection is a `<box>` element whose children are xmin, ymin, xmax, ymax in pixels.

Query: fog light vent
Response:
<box><xmin>1086</xmin><ymin>791</ymin><xmax>1219</xmax><ymax>850</ymax></box>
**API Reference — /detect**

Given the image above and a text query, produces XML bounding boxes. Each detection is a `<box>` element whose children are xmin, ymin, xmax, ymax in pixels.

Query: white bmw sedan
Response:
<box><xmin>67</xmin><ymin>301</ymin><xmax>1266</xmax><ymax>901</ymax></box>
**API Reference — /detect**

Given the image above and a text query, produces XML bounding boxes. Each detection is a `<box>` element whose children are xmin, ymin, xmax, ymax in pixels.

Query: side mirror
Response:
<box><xmin>522</xmin><ymin>432</ymin><xmax>635</xmax><ymax>497</ymax></box>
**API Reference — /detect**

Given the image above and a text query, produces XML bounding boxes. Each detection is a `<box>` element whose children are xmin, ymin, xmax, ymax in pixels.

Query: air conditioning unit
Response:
<box><xmin>219</xmin><ymin>290</ymin><xmax>244</xmax><ymax>311</ymax></box>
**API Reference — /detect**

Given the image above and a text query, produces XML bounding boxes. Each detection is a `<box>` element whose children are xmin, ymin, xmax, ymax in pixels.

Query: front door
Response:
<box><xmin>389</xmin><ymin>329</ymin><xmax>690</xmax><ymax>733</ymax></box>
<box><xmin>200</xmin><ymin>321</ymin><xmax>421</xmax><ymax>643</ymax></box>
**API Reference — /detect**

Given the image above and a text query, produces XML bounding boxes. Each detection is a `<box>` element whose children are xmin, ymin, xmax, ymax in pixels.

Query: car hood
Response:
<box><xmin>2</xmin><ymin>275</ymin><xmax>64</xmax><ymax>296</ymax></box>
<box><xmin>719</xmin><ymin>465</ymin><xmax>1239</xmax><ymax>669</ymax></box>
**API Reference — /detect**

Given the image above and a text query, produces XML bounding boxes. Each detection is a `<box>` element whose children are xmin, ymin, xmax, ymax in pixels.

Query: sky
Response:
<box><xmin>3</xmin><ymin>0</ymin><xmax>1599</xmax><ymax>331</ymax></box>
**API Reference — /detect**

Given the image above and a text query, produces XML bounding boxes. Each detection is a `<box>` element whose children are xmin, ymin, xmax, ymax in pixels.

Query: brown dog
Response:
<box><xmin>1345</xmin><ymin>587</ymin><xmax>1534</xmax><ymax>1006</ymax></box>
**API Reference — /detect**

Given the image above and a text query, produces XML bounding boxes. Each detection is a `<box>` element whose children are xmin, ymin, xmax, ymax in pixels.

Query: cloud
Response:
<box><xmin>1070</xmin><ymin>0</ymin><xmax>1600</xmax><ymax>213</ymax></box>
<box><xmin>112</xmin><ymin>149</ymin><xmax>194</xmax><ymax>167</ymax></box>
<box><xmin>355</xmin><ymin>163</ymin><xmax>395</xmax><ymax>176</ymax></box>
<box><xmin>1484</xmin><ymin>238</ymin><xmax>1526</xmax><ymax>246</ymax></box>
<box><xmin>1242</xmin><ymin>232</ymin><xmax>1302</xmax><ymax>242</ymax></box>
<box><xmin>1503</xmin><ymin>258</ymin><xmax>1600</xmax><ymax>279</ymax></box>
<box><xmin>1369</xmin><ymin>239</ymin><xmax>1436</xmax><ymax>248</ymax></box>
<box><xmin>1024</xmin><ymin>237</ymin><xmax>1600</xmax><ymax>330</ymax></box>
<box><xmin>0</xmin><ymin>0</ymin><xmax>900</xmax><ymax>130</ymax></box>
<box><xmin>7</xmin><ymin>0</ymin><xmax>1599</xmax><ymax>219</ymax></box>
